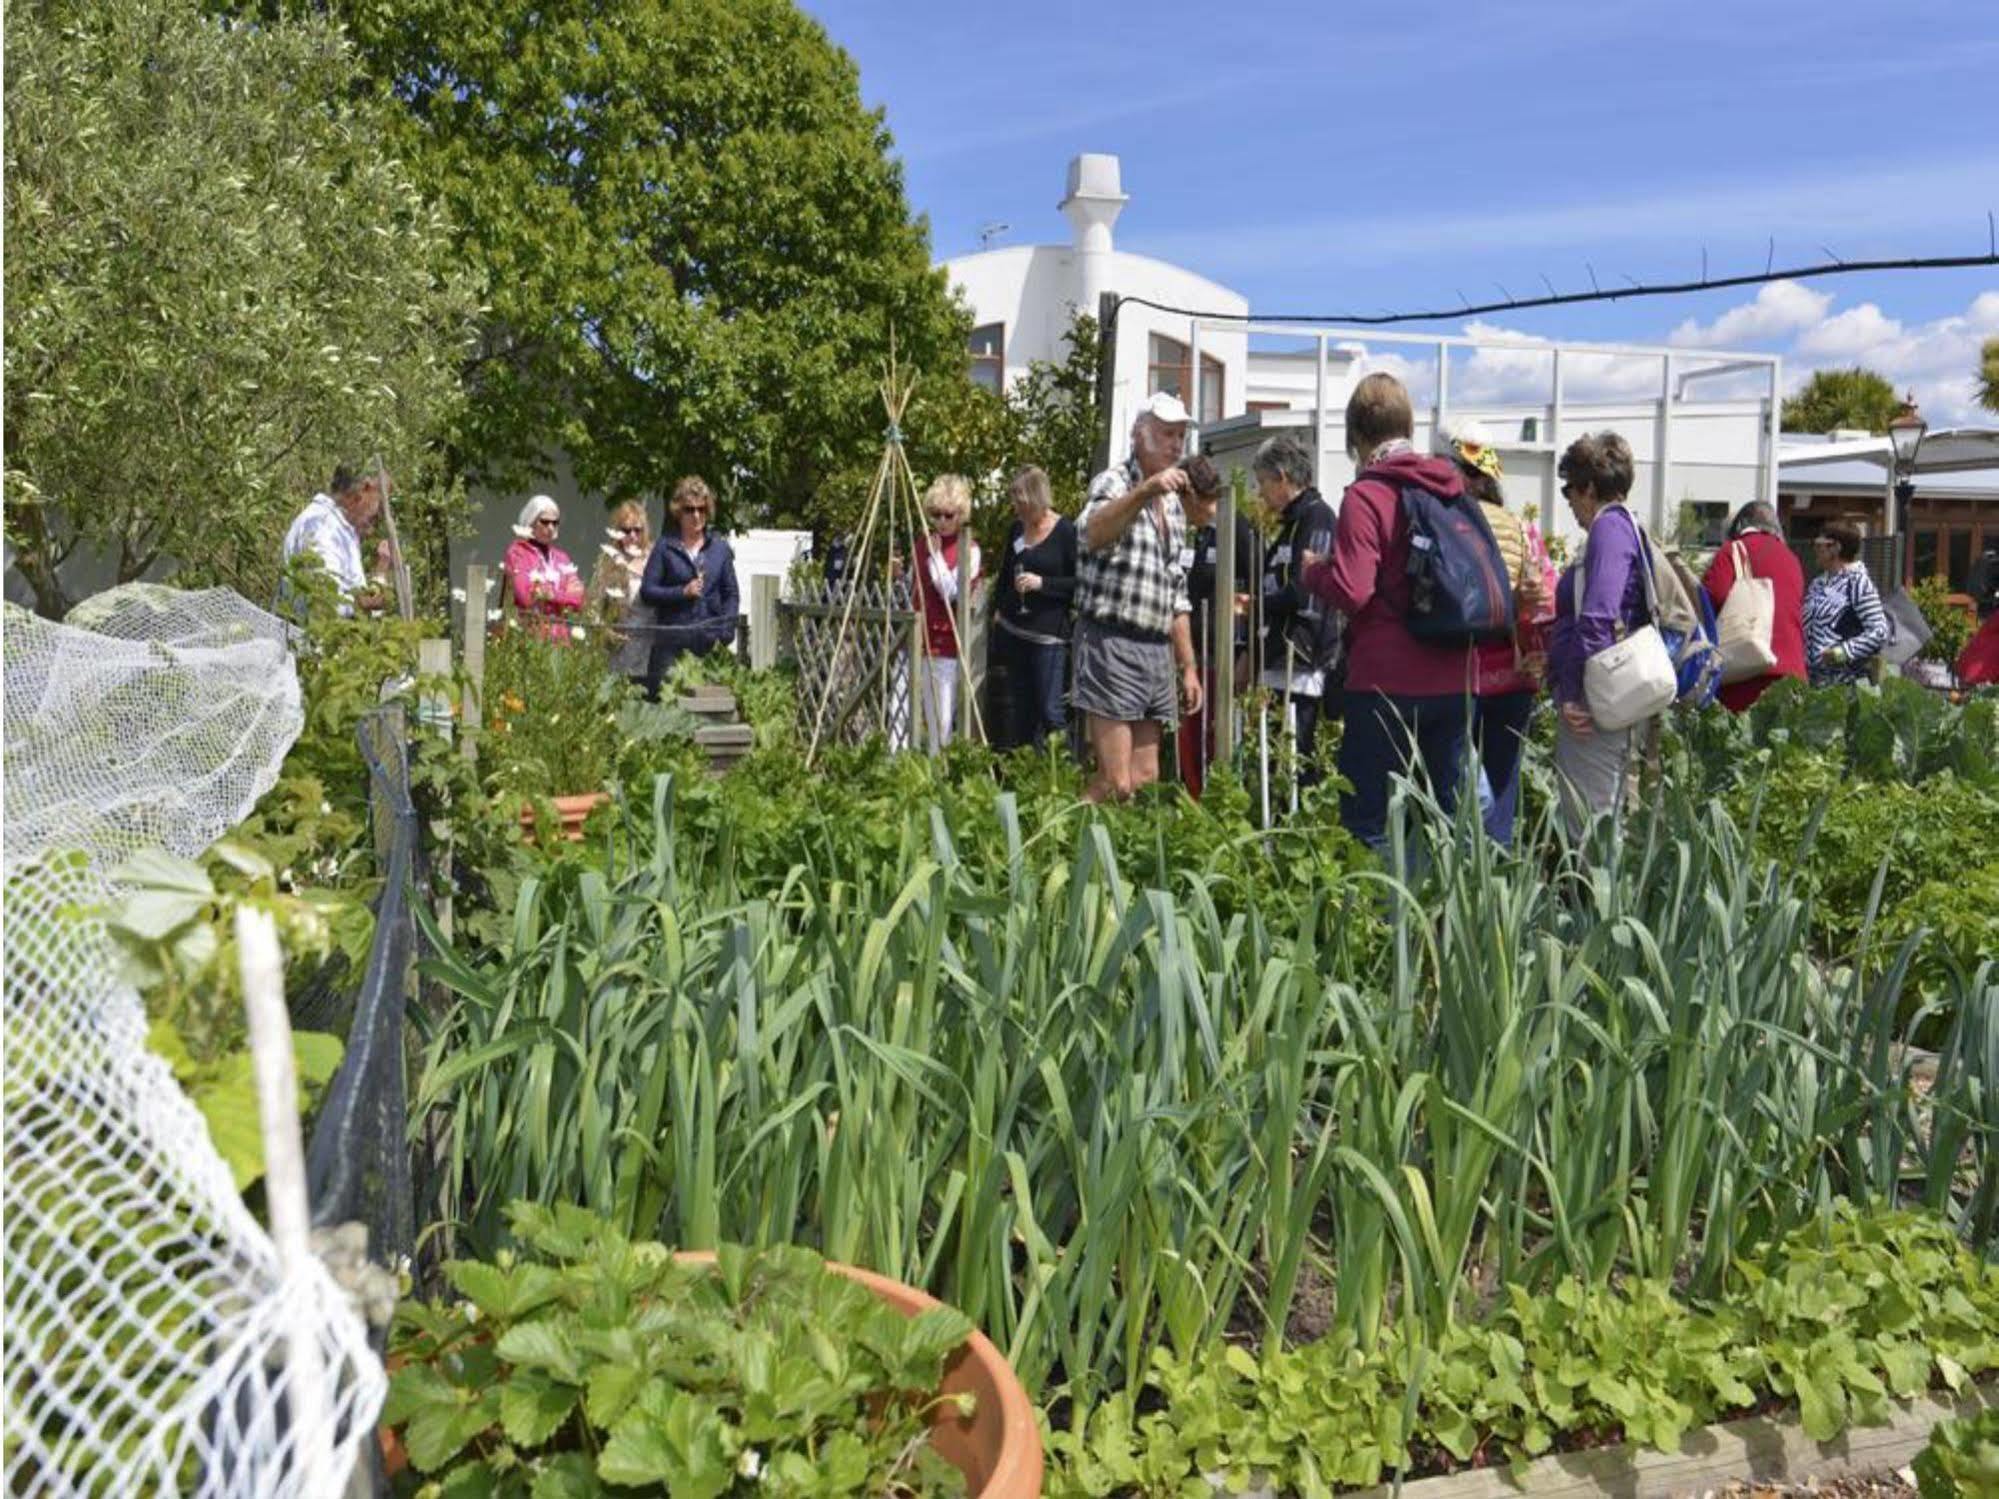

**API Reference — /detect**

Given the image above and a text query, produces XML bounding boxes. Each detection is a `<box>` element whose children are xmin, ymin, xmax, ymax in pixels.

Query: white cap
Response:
<box><xmin>1432</xmin><ymin>416</ymin><xmax>1493</xmax><ymax>454</ymax></box>
<box><xmin>1136</xmin><ymin>391</ymin><xmax>1191</xmax><ymax>428</ymax></box>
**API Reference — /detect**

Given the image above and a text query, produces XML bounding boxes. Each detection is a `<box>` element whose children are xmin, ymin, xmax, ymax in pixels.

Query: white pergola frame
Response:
<box><xmin>1185</xmin><ymin>317</ymin><xmax>1783</xmax><ymax>534</ymax></box>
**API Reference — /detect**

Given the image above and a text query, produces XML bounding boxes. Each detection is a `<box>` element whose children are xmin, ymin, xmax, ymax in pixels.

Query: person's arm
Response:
<box><xmin>1302</xmin><ymin>485</ymin><xmax>1383</xmax><ymax>617</ymax></box>
<box><xmin>706</xmin><ymin>547</ymin><xmax>740</xmax><ymax>644</ymax></box>
<box><xmin>1843</xmin><ymin>572</ymin><xmax>1890</xmax><ymax>663</ymax></box>
<box><xmin>1702</xmin><ymin>539</ymin><xmax>1736</xmax><ymax>612</ymax></box>
<box><xmin>554</xmin><ymin>551</ymin><xmax>587</xmax><ymax>614</ymax></box>
<box><xmin>504</xmin><ymin>543</ymin><xmax>541</xmax><ymax>612</ymax></box>
<box><xmin>1573</xmin><ymin>513</ymin><xmax>1639</xmax><ymax>666</ymax></box>
<box><xmin>1170</xmin><ymin>611</ymin><xmax>1203</xmax><ymax>715</ymax></box>
<box><xmin>1082</xmin><ymin>470</ymin><xmax>1175</xmax><ymax>552</ymax></box>
<box><xmin>637</xmin><ymin>541</ymin><xmax>679</xmax><ymax>609</ymax></box>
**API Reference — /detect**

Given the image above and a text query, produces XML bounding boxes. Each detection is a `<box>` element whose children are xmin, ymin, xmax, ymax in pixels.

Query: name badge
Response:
<box><xmin>1270</xmin><ymin>544</ymin><xmax>1292</xmax><ymax>567</ymax></box>
<box><xmin>1175</xmin><ymin>547</ymin><xmax>1196</xmax><ymax>570</ymax></box>
<box><xmin>1012</xmin><ymin>535</ymin><xmax>1026</xmax><ymax>554</ymax></box>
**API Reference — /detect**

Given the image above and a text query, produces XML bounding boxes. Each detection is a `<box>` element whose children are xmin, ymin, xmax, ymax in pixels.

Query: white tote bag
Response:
<box><xmin>1575</xmin><ymin>511</ymin><xmax>1678</xmax><ymax>732</ymax></box>
<box><xmin>1714</xmin><ymin>540</ymin><xmax>1778</xmax><ymax>684</ymax></box>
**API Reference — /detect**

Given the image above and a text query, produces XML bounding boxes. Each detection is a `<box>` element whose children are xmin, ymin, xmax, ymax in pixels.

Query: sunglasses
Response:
<box><xmin>534</xmin><ymin>516</ymin><xmax>561</xmax><ymax>529</ymax></box>
<box><xmin>928</xmin><ymin>509</ymin><xmax>956</xmax><ymax>522</ymax></box>
<box><xmin>616</xmin><ymin>524</ymin><xmax>645</xmax><ymax>535</ymax></box>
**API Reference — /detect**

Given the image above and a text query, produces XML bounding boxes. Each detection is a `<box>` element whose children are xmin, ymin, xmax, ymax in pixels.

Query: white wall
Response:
<box><xmin>941</xmin><ymin>245</ymin><xmax>1252</xmax><ymax>466</ymax></box>
<box><xmin>1245</xmin><ymin>348</ymin><xmax>1363</xmax><ymax>413</ymax></box>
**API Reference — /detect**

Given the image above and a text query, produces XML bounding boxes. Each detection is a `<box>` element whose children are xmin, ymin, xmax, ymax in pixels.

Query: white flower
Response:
<box><xmin>571</xmin><ymin>626</ymin><xmax>588</xmax><ymax>640</ymax></box>
<box><xmin>484</xmin><ymin>575</ymin><xmax>498</xmax><ymax>593</ymax></box>
<box><xmin>487</xmin><ymin>608</ymin><xmax>503</xmax><ymax>622</ymax></box>
<box><xmin>460</xmin><ymin>1301</ymin><xmax>480</xmax><ymax>1324</ymax></box>
<box><xmin>319</xmin><ymin>801</ymin><xmax>332</xmax><ymax>816</ymax></box>
<box><xmin>737</xmin><ymin>1450</ymin><xmax>762</xmax><ymax>1480</ymax></box>
<box><xmin>451</xmin><ymin>587</ymin><xmax>467</xmax><ymax>603</ymax></box>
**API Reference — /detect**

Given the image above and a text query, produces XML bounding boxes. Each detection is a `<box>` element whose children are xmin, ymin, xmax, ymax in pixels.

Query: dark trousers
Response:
<box><xmin>1288</xmin><ymin>690</ymin><xmax>1330</xmax><ymax>789</ymax></box>
<box><xmin>1000</xmin><ymin>630</ymin><xmax>1068</xmax><ymax>747</ymax></box>
<box><xmin>1338</xmin><ymin>690</ymin><xmax>1472</xmax><ymax>849</ymax></box>
<box><xmin>1472</xmin><ymin>690</ymin><xmax>1536</xmax><ymax>845</ymax></box>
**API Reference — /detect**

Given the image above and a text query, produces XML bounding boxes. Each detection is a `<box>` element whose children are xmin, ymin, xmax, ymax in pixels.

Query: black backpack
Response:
<box><xmin>1398</xmin><ymin>484</ymin><xmax>1513</xmax><ymax>645</ymax></box>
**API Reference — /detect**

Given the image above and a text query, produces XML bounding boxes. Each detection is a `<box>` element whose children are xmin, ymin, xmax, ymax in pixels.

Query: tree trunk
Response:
<box><xmin>10</xmin><ymin>504</ymin><xmax>74</xmax><ymax>619</ymax></box>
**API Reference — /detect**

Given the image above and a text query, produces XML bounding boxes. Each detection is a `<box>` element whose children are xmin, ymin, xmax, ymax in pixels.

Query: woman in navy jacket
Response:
<box><xmin>640</xmin><ymin>476</ymin><xmax>739</xmax><ymax>698</ymax></box>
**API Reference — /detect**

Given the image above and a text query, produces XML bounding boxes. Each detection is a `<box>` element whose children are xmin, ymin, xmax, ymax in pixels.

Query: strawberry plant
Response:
<box><xmin>384</xmin><ymin>1203</ymin><xmax>975</xmax><ymax>1497</ymax></box>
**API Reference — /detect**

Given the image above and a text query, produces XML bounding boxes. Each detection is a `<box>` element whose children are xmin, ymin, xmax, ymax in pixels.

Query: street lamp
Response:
<box><xmin>1885</xmin><ymin>392</ymin><xmax>1927</xmax><ymax>558</ymax></box>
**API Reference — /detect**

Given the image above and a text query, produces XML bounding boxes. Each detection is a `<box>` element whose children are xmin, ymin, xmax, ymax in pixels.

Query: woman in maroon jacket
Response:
<box><xmin>1702</xmin><ymin>500</ymin><xmax>1806</xmax><ymax>712</ymax></box>
<box><xmin>1299</xmin><ymin>374</ymin><xmax>1477</xmax><ymax>849</ymax></box>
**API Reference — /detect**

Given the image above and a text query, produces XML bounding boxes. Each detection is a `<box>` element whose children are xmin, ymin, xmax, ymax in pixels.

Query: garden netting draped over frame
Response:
<box><xmin>2</xmin><ymin>586</ymin><xmax>383</xmax><ymax>1496</ymax></box>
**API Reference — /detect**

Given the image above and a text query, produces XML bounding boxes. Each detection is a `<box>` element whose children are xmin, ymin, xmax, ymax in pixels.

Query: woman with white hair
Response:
<box><xmin>503</xmin><ymin>494</ymin><xmax>587</xmax><ymax>641</ymax></box>
<box><xmin>912</xmin><ymin>473</ymin><xmax>982</xmax><ymax>751</ymax></box>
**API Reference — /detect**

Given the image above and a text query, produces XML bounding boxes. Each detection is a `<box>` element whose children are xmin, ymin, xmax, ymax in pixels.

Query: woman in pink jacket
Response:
<box><xmin>503</xmin><ymin>494</ymin><xmax>587</xmax><ymax>642</ymax></box>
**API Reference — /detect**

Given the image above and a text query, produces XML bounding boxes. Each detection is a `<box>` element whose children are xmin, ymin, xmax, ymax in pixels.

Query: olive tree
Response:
<box><xmin>323</xmin><ymin>0</ymin><xmax>969</xmax><ymax>532</ymax></box>
<box><xmin>4</xmin><ymin>0</ymin><xmax>479</xmax><ymax>617</ymax></box>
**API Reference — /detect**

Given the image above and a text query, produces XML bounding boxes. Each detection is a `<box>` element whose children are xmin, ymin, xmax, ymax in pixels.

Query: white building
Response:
<box><xmin>940</xmin><ymin>155</ymin><xmax>1252</xmax><ymax>457</ymax></box>
<box><xmin>941</xmin><ymin>155</ymin><xmax>1781</xmax><ymax>545</ymax></box>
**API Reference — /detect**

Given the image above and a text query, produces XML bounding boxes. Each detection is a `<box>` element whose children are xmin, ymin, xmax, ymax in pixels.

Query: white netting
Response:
<box><xmin>3</xmin><ymin>585</ymin><xmax>384</xmax><ymax>1496</ymax></box>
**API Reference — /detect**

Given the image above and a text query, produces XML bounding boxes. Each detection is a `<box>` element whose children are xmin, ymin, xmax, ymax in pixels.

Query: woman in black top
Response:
<box><xmin>1254</xmin><ymin>433</ymin><xmax>1341</xmax><ymax>790</ymax></box>
<box><xmin>992</xmin><ymin>466</ymin><xmax>1079</xmax><ymax>747</ymax></box>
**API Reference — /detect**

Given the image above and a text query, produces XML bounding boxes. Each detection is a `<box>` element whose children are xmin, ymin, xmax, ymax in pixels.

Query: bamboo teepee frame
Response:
<box><xmin>803</xmin><ymin>337</ymin><xmax>985</xmax><ymax>767</ymax></box>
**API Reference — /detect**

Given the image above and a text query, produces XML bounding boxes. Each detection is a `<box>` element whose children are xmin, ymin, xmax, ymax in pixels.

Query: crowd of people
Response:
<box><xmin>283</xmin><ymin>371</ymin><xmax>1986</xmax><ymax>844</ymax></box>
<box><xmin>281</xmin><ymin>469</ymin><xmax>742</xmax><ymax>697</ymax></box>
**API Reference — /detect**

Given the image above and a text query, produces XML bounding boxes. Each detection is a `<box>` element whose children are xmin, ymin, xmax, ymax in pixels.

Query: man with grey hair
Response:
<box><xmin>282</xmin><ymin>464</ymin><xmax>389</xmax><ymax>615</ymax></box>
<box><xmin>1073</xmin><ymin>391</ymin><xmax>1203</xmax><ymax>801</ymax></box>
<box><xmin>1253</xmin><ymin>431</ymin><xmax>1341</xmax><ymax>790</ymax></box>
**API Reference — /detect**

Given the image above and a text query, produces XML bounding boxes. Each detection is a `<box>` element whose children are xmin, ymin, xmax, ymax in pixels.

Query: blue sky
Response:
<box><xmin>805</xmin><ymin>0</ymin><xmax>1999</xmax><ymax>421</ymax></box>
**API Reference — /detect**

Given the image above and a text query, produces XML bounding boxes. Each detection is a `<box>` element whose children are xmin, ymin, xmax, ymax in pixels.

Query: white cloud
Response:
<box><xmin>1670</xmin><ymin>280</ymin><xmax>1831</xmax><ymax>348</ymax></box>
<box><xmin>1781</xmin><ymin>290</ymin><xmax>1999</xmax><ymax>425</ymax></box>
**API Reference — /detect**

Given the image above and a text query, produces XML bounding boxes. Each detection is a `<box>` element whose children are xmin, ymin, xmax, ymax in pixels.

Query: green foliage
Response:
<box><xmin>3</xmin><ymin>0</ymin><xmax>477</xmax><ymax>618</ymax></box>
<box><xmin>1912</xmin><ymin>574</ymin><xmax>1977</xmax><ymax>666</ymax></box>
<box><xmin>1916</xmin><ymin>1406</ymin><xmax>1999</xmax><ymax>1498</ymax></box>
<box><xmin>1049</xmin><ymin>1208</ymin><xmax>1999</xmax><ymax>1496</ymax></box>
<box><xmin>415</xmin><ymin>765</ymin><xmax>1999</xmax><ymax>1416</ymax></box>
<box><xmin>479</xmin><ymin>624</ymin><xmax>649</xmax><ymax>800</ymax></box>
<box><xmin>384</xmin><ymin>1203</ymin><xmax>971</xmax><ymax>1496</ymax></box>
<box><xmin>104</xmin><ymin>842</ymin><xmax>349</xmax><ymax>1188</ymax></box>
<box><xmin>323</xmin><ymin>0</ymin><xmax>968</xmax><ymax>533</ymax></box>
<box><xmin>1781</xmin><ymin>367</ymin><xmax>1903</xmax><ymax>435</ymax></box>
<box><xmin>1980</xmin><ymin>336</ymin><xmax>1999</xmax><ymax>416</ymax></box>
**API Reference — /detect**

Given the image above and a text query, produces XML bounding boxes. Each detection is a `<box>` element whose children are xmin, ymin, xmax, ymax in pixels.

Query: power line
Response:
<box><xmin>1108</xmin><ymin>247</ymin><xmax>1999</xmax><ymax>330</ymax></box>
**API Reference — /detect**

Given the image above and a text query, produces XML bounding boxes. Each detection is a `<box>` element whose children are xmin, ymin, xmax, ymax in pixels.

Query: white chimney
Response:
<box><xmin>1060</xmin><ymin>153</ymin><xmax>1126</xmax><ymax>316</ymax></box>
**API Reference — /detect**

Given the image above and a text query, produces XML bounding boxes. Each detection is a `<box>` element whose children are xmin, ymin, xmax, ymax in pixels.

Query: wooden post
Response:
<box><xmin>751</xmin><ymin>574</ymin><xmax>779</xmax><ymax>670</ymax></box>
<box><xmin>460</xmin><ymin>564</ymin><xmax>486</xmax><ymax>764</ymax></box>
<box><xmin>955</xmin><ymin>533</ymin><xmax>974</xmax><ymax>743</ymax></box>
<box><xmin>907</xmin><ymin>610</ymin><xmax>927</xmax><ymax>751</ymax></box>
<box><xmin>1091</xmin><ymin>290</ymin><xmax>1120</xmax><ymax>477</ymax></box>
<box><xmin>417</xmin><ymin>637</ymin><xmax>455</xmax><ymax>940</ymax></box>
<box><xmin>1212</xmin><ymin>472</ymin><xmax>1241</xmax><ymax>772</ymax></box>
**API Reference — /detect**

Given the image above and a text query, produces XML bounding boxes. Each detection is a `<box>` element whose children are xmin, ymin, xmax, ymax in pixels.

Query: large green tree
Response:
<box><xmin>1780</xmin><ymin>366</ymin><xmax>1903</xmax><ymax>434</ymax></box>
<box><xmin>322</xmin><ymin>0</ymin><xmax>970</xmax><ymax>530</ymax></box>
<box><xmin>4</xmin><ymin>0</ymin><xmax>478</xmax><ymax>618</ymax></box>
<box><xmin>1979</xmin><ymin>337</ymin><xmax>1999</xmax><ymax>415</ymax></box>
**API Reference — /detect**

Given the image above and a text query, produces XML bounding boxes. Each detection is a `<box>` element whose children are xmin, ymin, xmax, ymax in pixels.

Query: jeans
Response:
<box><xmin>1338</xmin><ymin>690</ymin><xmax>1472</xmax><ymax>849</ymax></box>
<box><xmin>1001</xmin><ymin>631</ymin><xmax>1068</xmax><ymax>747</ymax></box>
<box><xmin>1472</xmin><ymin>690</ymin><xmax>1536</xmax><ymax>844</ymax></box>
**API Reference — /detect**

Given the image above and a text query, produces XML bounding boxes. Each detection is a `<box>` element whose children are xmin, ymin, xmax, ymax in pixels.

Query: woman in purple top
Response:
<box><xmin>1547</xmin><ymin>432</ymin><xmax>1654</xmax><ymax>837</ymax></box>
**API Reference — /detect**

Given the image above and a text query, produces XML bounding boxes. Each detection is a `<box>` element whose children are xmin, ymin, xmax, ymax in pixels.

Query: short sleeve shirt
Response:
<box><xmin>1076</xmin><ymin>460</ymin><xmax>1191</xmax><ymax>638</ymax></box>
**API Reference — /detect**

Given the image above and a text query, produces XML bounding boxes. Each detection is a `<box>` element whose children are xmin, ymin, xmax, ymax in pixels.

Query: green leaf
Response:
<box><xmin>495</xmin><ymin>1319</ymin><xmax>583</xmax><ymax>1384</ymax></box>
<box><xmin>293</xmin><ymin>1031</ymin><xmax>344</xmax><ymax>1087</ymax></box>
<box><xmin>448</xmin><ymin>1261</ymin><xmax>565</xmax><ymax>1324</ymax></box>
<box><xmin>404</xmin><ymin>1393</ymin><xmax>499</xmax><ymax>1473</ymax></box>
<box><xmin>500</xmin><ymin>1371</ymin><xmax>579</xmax><ymax>1449</ymax></box>
<box><xmin>530</xmin><ymin>1453</ymin><xmax>607</xmax><ymax>1499</ymax></box>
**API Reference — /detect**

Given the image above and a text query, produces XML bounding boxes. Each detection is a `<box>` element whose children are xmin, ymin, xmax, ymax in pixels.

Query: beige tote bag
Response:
<box><xmin>1714</xmin><ymin>540</ymin><xmax>1777</xmax><ymax>684</ymax></box>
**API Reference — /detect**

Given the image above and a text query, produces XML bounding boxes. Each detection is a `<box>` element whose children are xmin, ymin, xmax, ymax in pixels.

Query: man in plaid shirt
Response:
<box><xmin>1074</xmin><ymin>392</ymin><xmax>1203</xmax><ymax>801</ymax></box>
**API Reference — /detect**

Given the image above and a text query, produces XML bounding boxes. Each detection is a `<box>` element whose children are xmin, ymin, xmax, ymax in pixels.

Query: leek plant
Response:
<box><xmin>413</xmin><ymin>770</ymin><xmax>1998</xmax><ymax>1417</ymax></box>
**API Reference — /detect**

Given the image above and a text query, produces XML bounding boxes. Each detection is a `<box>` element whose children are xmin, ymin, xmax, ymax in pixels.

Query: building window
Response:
<box><xmin>968</xmin><ymin>323</ymin><xmax>1005</xmax><ymax>393</ymax></box>
<box><xmin>1148</xmin><ymin>333</ymin><xmax>1224</xmax><ymax>424</ymax></box>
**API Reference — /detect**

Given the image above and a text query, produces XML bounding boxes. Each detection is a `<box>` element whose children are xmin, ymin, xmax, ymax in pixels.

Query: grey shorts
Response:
<box><xmin>1072</xmin><ymin>616</ymin><xmax>1177</xmax><ymax>726</ymax></box>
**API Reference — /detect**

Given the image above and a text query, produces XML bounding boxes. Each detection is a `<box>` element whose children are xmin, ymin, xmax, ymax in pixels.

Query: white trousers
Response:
<box><xmin>920</xmin><ymin>657</ymin><xmax>959</xmax><ymax>753</ymax></box>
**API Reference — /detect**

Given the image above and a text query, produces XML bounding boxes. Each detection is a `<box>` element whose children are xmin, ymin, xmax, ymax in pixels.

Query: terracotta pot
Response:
<box><xmin>517</xmin><ymin>791</ymin><xmax>609</xmax><ymax>844</ymax></box>
<box><xmin>381</xmin><ymin>1257</ymin><xmax>1042</xmax><ymax>1497</ymax></box>
<box><xmin>678</xmin><ymin>1252</ymin><xmax>1042</xmax><ymax>1499</ymax></box>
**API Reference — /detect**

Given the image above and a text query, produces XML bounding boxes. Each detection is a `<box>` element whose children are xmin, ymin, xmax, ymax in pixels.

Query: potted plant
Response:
<box><xmin>381</xmin><ymin>1202</ymin><xmax>1041</xmax><ymax>1497</ymax></box>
